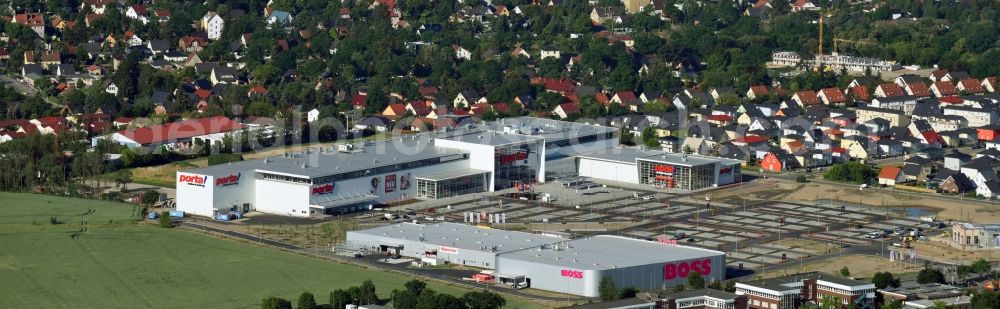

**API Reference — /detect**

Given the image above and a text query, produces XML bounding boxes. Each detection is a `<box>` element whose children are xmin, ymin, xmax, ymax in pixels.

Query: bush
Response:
<box><xmin>49</xmin><ymin>216</ymin><xmax>61</xmax><ymax>225</ymax></box>
<box><xmin>207</xmin><ymin>153</ymin><xmax>244</xmax><ymax>166</ymax></box>
<box><xmin>823</xmin><ymin>162</ymin><xmax>876</xmax><ymax>184</ymax></box>
<box><xmin>796</xmin><ymin>175</ymin><xmax>808</xmax><ymax>183</ymax></box>
<box><xmin>158</xmin><ymin>211</ymin><xmax>171</xmax><ymax>228</ymax></box>
<box><xmin>839</xmin><ymin>266</ymin><xmax>851</xmax><ymax>277</ymax></box>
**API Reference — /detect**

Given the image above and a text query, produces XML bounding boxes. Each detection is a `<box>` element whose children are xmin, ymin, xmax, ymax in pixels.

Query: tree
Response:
<box><xmin>796</xmin><ymin>175</ymin><xmax>808</xmax><ymax>183</ymax></box>
<box><xmin>114</xmin><ymin>169</ymin><xmax>133</xmax><ymax>191</ymax></box>
<box><xmin>917</xmin><ymin>262</ymin><xmax>946</xmax><ymax>284</ymax></box>
<box><xmin>839</xmin><ymin>266</ymin><xmax>851</xmax><ymax>277</ymax></box>
<box><xmin>158</xmin><ymin>211</ymin><xmax>171</xmax><ymax>228</ymax></box>
<box><xmin>142</xmin><ymin>190</ymin><xmax>160</xmax><ymax>206</ymax></box>
<box><xmin>391</xmin><ymin>290</ymin><xmax>419</xmax><ymax>309</ymax></box>
<box><xmin>818</xmin><ymin>295</ymin><xmax>841</xmax><ymax>309</ymax></box>
<box><xmin>687</xmin><ymin>272</ymin><xmax>706</xmax><ymax>289</ymax></box>
<box><xmin>708</xmin><ymin>280</ymin><xmax>723</xmax><ymax>291</ymax></box>
<box><xmin>642</xmin><ymin>126</ymin><xmax>660</xmax><ymax>148</ymax></box>
<box><xmin>971</xmin><ymin>290</ymin><xmax>1000</xmax><ymax>309</ymax></box>
<box><xmin>871</xmin><ymin>272</ymin><xmax>900</xmax><ymax>289</ymax></box>
<box><xmin>618</xmin><ymin>287</ymin><xmax>639</xmax><ymax>299</ymax></box>
<box><xmin>358</xmin><ymin>279</ymin><xmax>377</xmax><ymax>305</ymax></box>
<box><xmin>462</xmin><ymin>290</ymin><xmax>506</xmax><ymax>309</ymax></box>
<box><xmin>599</xmin><ymin>277</ymin><xmax>619</xmax><ymax>301</ymax></box>
<box><xmin>329</xmin><ymin>289</ymin><xmax>351</xmax><ymax>309</ymax></box>
<box><xmin>405</xmin><ymin>280</ymin><xmax>427</xmax><ymax>296</ymax></box>
<box><xmin>297</xmin><ymin>292</ymin><xmax>316</xmax><ymax>309</ymax></box>
<box><xmin>261</xmin><ymin>297</ymin><xmax>292</xmax><ymax>309</ymax></box>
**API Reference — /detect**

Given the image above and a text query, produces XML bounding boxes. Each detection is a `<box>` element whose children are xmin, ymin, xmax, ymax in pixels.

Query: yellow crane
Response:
<box><xmin>833</xmin><ymin>36</ymin><xmax>877</xmax><ymax>55</ymax></box>
<box><xmin>814</xmin><ymin>8</ymin><xmax>838</xmax><ymax>72</ymax></box>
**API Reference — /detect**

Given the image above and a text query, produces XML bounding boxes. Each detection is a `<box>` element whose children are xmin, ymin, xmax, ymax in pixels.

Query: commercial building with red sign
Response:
<box><xmin>577</xmin><ymin>147</ymin><xmax>742</xmax><ymax>191</ymax></box>
<box><xmin>177</xmin><ymin>117</ymin><xmax>618</xmax><ymax>218</ymax></box>
<box><xmin>735</xmin><ymin>272</ymin><xmax>877</xmax><ymax>309</ymax></box>
<box><xmin>348</xmin><ymin>222</ymin><xmax>724</xmax><ymax>298</ymax></box>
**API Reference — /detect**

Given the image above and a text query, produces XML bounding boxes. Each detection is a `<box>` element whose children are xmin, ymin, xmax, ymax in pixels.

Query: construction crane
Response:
<box><xmin>832</xmin><ymin>36</ymin><xmax>877</xmax><ymax>55</ymax></box>
<box><xmin>814</xmin><ymin>8</ymin><xmax>838</xmax><ymax>71</ymax></box>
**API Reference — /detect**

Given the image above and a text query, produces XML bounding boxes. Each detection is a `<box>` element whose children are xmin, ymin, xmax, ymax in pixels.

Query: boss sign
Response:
<box><xmin>663</xmin><ymin>259</ymin><xmax>712</xmax><ymax>280</ymax></box>
<box><xmin>560</xmin><ymin>269</ymin><xmax>583</xmax><ymax>279</ymax></box>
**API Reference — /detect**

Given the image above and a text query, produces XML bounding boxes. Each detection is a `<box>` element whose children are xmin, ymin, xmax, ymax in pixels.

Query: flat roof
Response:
<box><xmin>664</xmin><ymin>288</ymin><xmax>739</xmax><ymax>301</ymax></box>
<box><xmin>879</xmin><ymin>283</ymin><xmax>963</xmax><ymax>299</ymax></box>
<box><xmin>437</xmin><ymin>130</ymin><xmax>544</xmax><ymax>146</ymax></box>
<box><xmin>416</xmin><ymin>169</ymin><xmax>490</xmax><ymax>181</ymax></box>
<box><xmin>349</xmin><ymin>222</ymin><xmax>565</xmax><ymax>253</ymax></box>
<box><xmin>562</xmin><ymin>298</ymin><xmax>655</xmax><ymax>309</ymax></box>
<box><xmin>180</xmin><ymin>136</ymin><xmax>467</xmax><ymax>178</ymax></box>
<box><xmin>498</xmin><ymin>235</ymin><xmax>724</xmax><ymax>270</ymax></box>
<box><xmin>740</xmin><ymin>272</ymin><xmax>871</xmax><ymax>291</ymax></box>
<box><xmin>484</xmin><ymin>117</ymin><xmax>617</xmax><ymax>142</ymax></box>
<box><xmin>578</xmin><ymin>148</ymin><xmax>742</xmax><ymax>167</ymax></box>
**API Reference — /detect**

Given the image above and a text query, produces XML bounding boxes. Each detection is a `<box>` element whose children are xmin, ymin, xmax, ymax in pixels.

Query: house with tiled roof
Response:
<box><xmin>552</xmin><ymin>103</ymin><xmax>579</xmax><ymax>119</ymax></box>
<box><xmin>957</xmin><ymin>79</ymin><xmax>985</xmax><ymax>94</ymax></box>
<box><xmin>817</xmin><ymin>87</ymin><xmax>846</xmax><ymax>105</ymax></box>
<box><xmin>381</xmin><ymin>103</ymin><xmax>407</xmax><ymax>120</ymax></box>
<box><xmin>905</xmin><ymin>82</ymin><xmax>932</xmax><ymax>98</ymax></box>
<box><xmin>931</xmin><ymin>81</ymin><xmax>958</xmax><ymax>97</ymax></box>
<box><xmin>746</xmin><ymin>85</ymin><xmax>769</xmax><ymax>100</ymax></box>
<box><xmin>847</xmin><ymin>85</ymin><xmax>871</xmax><ymax>102</ymax></box>
<box><xmin>982</xmin><ymin>77</ymin><xmax>999</xmax><ymax>93</ymax></box>
<box><xmin>878</xmin><ymin>166</ymin><xmax>905</xmax><ymax>186</ymax></box>
<box><xmin>13</xmin><ymin>12</ymin><xmax>44</xmax><ymax>36</ymax></box>
<box><xmin>791</xmin><ymin>90</ymin><xmax>820</xmax><ymax>107</ymax></box>
<box><xmin>874</xmin><ymin>83</ymin><xmax>905</xmax><ymax>98</ymax></box>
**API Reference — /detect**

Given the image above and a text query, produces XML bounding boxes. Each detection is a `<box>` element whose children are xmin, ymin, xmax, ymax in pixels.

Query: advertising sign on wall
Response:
<box><xmin>311</xmin><ymin>183</ymin><xmax>335</xmax><ymax>195</ymax></box>
<box><xmin>439</xmin><ymin>246</ymin><xmax>458</xmax><ymax>254</ymax></box>
<box><xmin>399</xmin><ymin>172</ymin><xmax>411</xmax><ymax>190</ymax></box>
<box><xmin>215</xmin><ymin>173</ymin><xmax>241</xmax><ymax>186</ymax></box>
<box><xmin>560</xmin><ymin>269</ymin><xmax>584</xmax><ymax>279</ymax></box>
<box><xmin>662</xmin><ymin>259</ymin><xmax>712</xmax><ymax>280</ymax></box>
<box><xmin>719</xmin><ymin>167</ymin><xmax>732</xmax><ymax>176</ymax></box>
<box><xmin>370</xmin><ymin>177</ymin><xmax>380</xmax><ymax>194</ymax></box>
<box><xmin>385</xmin><ymin>174</ymin><xmax>396</xmax><ymax>193</ymax></box>
<box><xmin>179</xmin><ymin>174</ymin><xmax>208</xmax><ymax>187</ymax></box>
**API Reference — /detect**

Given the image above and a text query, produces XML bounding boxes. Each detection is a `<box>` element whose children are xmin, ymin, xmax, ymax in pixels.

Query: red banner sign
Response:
<box><xmin>719</xmin><ymin>167</ymin><xmax>732</xmax><ymax>175</ymax></box>
<box><xmin>663</xmin><ymin>259</ymin><xmax>712</xmax><ymax>280</ymax></box>
<box><xmin>656</xmin><ymin>237</ymin><xmax>678</xmax><ymax>245</ymax></box>
<box><xmin>385</xmin><ymin>174</ymin><xmax>396</xmax><ymax>193</ymax></box>
<box><xmin>497</xmin><ymin>151</ymin><xmax>528</xmax><ymax>165</ymax></box>
<box><xmin>655</xmin><ymin>165</ymin><xmax>675</xmax><ymax>174</ymax></box>
<box><xmin>560</xmin><ymin>269</ymin><xmax>584</xmax><ymax>279</ymax></box>
<box><xmin>439</xmin><ymin>246</ymin><xmax>458</xmax><ymax>254</ymax></box>
<box><xmin>311</xmin><ymin>183</ymin><xmax>335</xmax><ymax>195</ymax></box>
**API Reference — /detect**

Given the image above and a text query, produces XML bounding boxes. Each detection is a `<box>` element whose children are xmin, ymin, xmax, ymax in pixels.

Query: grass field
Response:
<box><xmin>0</xmin><ymin>193</ymin><xmax>544</xmax><ymax>309</ymax></box>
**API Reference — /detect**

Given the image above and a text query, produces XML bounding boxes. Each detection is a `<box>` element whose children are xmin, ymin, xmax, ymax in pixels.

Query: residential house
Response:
<box><xmin>878</xmin><ymin>166</ymin><xmax>906</xmax><ymax>186</ymax></box>
<box><xmin>590</xmin><ymin>7</ymin><xmax>625</xmax><ymax>25</ymax></box>
<box><xmin>930</xmin><ymin>81</ymin><xmax>958</xmax><ymax>98</ymax></box>
<box><xmin>210</xmin><ymin>66</ymin><xmax>239</xmax><ymax>85</ymax></box>
<box><xmin>355</xmin><ymin>116</ymin><xmax>392</xmax><ymax>132</ymax></box>
<box><xmin>905</xmin><ymin>82</ymin><xmax>932</xmax><ymax>98</ymax></box>
<box><xmin>82</xmin><ymin>0</ymin><xmax>113</xmax><ymax>14</ymax></box>
<box><xmin>125</xmin><ymin>4</ymin><xmax>149</xmax><ymax>24</ymax></box>
<box><xmin>760</xmin><ymin>150</ymin><xmax>799</xmax><ymax>173</ymax></box>
<box><xmin>855</xmin><ymin>106</ymin><xmax>911</xmax><ymax>127</ymax></box>
<box><xmin>12</xmin><ymin>12</ymin><xmax>44</xmax><ymax>37</ymax></box>
<box><xmin>266</xmin><ymin>10</ymin><xmax>293</xmax><ymax>27</ymax></box>
<box><xmin>453</xmin><ymin>90</ymin><xmax>483</xmax><ymax>108</ymax></box>
<box><xmin>382</xmin><ymin>103</ymin><xmax>407</xmax><ymax>120</ymax></box>
<box><xmin>874</xmin><ymin>83</ymin><xmax>905</xmax><ymax>98</ymax></box>
<box><xmin>957</xmin><ymin>79</ymin><xmax>985</xmax><ymax>94</ymax></box>
<box><xmin>552</xmin><ymin>103</ymin><xmax>579</xmax><ymax>119</ymax></box>
<box><xmin>982</xmin><ymin>77</ymin><xmax>999</xmax><ymax>93</ymax></box>
<box><xmin>940</xmin><ymin>173</ymin><xmax>974</xmax><ymax>194</ymax></box>
<box><xmin>201</xmin><ymin>12</ymin><xmax>225</xmax><ymax>40</ymax></box>
<box><xmin>942</xmin><ymin>106</ymin><xmax>997</xmax><ymax>128</ymax></box>
<box><xmin>540</xmin><ymin>44</ymin><xmax>560</xmax><ymax>60</ymax></box>
<box><xmin>452</xmin><ymin>45</ymin><xmax>471</xmax><ymax>60</ymax></box>
<box><xmin>747</xmin><ymin>85</ymin><xmax>769</xmax><ymax>100</ymax></box>
<box><xmin>818</xmin><ymin>87</ymin><xmax>847</xmax><ymax>105</ymax></box>
<box><xmin>942</xmin><ymin>71</ymin><xmax>971</xmax><ymax>82</ymax></box>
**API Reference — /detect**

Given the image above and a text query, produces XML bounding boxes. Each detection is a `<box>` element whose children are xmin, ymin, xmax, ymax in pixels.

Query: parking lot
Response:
<box><xmin>382</xmin><ymin>176</ymin><xmax>945</xmax><ymax>277</ymax></box>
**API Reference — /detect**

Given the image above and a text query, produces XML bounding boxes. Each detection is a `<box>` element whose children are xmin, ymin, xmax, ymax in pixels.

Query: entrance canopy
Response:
<box><xmin>309</xmin><ymin>192</ymin><xmax>378</xmax><ymax>210</ymax></box>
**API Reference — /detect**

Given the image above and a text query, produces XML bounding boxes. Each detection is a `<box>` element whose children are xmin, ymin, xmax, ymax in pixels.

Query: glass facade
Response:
<box><xmin>493</xmin><ymin>143</ymin><xmax>540</xmax><ymax>191</ymax></box>
<box><xmin>637</xmin><ymin>160</ymin><xmax>716</xmax><ymax>191</ymax></box>
<box><xmin>417</xmin><ymin>172</ymin><xmax>489</xmax><ymax>199</ymax></box>
<box><xmin>311</xmin><ymin>154</ymin><xmax>468</xmax><ymax>184</ymax></box>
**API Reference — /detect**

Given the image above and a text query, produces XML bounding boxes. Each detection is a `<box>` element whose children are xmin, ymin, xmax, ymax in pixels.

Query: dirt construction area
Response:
<box><xmin>757</xmin><ymin>254</ymin><xmax>921</xmax><ymax>280</ymax></box>
<box><xmin>711</xmin><ymin>179</ymin><xmax>1000</xmax><ymax>224</ymax></box>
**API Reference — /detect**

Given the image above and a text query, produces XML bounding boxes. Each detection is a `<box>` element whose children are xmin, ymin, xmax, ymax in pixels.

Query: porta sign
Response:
<box><xmin>655</xmin><ymin>237</ymin><xmax>677</xmax><ymax>245</ymax></box>
<box><xmin>560</xmin><ymin>269</ymin><xmax>584</xmax><ymax>279</ymax></box>
<box><xmin>663</xmin><ymin>259</ymin><xmax>712</xmax><ymax>280</ymax></box>
<box><xmin>719</xmin><ymin>167</ymin><xmax>733</xmax><ymax>175</ymax></box>
<box><xmin>179</xmin><ymin>174</ymin><xmax>208</xmax><ymax>187</ymax></box>
<box><xmin>215</xmin><ymin>173</ymin><xmax>241</xmax><ymax>186</ymax></box>
<box><xmin>311</xmin><ymin>183</ymin><xmax>335</xmax><ymax>195</ymax></box>
<box><xmin>438</xmin><ymin>246</ymin><xmax>458</xmax><ymax>254</ymax></box>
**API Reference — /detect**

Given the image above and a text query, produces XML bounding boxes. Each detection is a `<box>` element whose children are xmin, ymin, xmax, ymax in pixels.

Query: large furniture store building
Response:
<box><xmin>176</xmin><ymin>118</ymin><xmax>618</xmax><ymax>217</ymax></box>
<box><xmin>347</xmin><ymin>222</ymin><xmax>726</xmax><ymax>297</ymax></box>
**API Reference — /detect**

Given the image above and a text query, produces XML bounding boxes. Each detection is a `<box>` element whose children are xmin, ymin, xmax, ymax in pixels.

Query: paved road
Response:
<box><xmin>0</xmin><ymin>75</ymin><xmax>36</xmax><ymax>96</ymax></box>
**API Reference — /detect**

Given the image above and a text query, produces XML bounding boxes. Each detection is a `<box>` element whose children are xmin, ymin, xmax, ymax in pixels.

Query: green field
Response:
<box><xmin>0</xmin><ymin>193</ymin><xmax>544</xmax><ymax>309</ymax></box>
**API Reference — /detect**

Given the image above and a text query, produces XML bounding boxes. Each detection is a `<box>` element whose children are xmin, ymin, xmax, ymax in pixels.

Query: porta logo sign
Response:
<box><xmin>439</xmin><ymin>246</ymin><xmax>458</xmax><ymax>254</ymax></box>
<box><xmin>560</xmin><ymin>269</ymin><xmax>583</xmax><ymax>279</ymax></box>
<box><xmin>178</xmin><ymin>174</ymin><xmax>208</xmax><ymax>187</ymax></box>
<box><xmin>311</xmin><ymin>183</ymin><xmax>335</xmax><ymax>195</ymax></box>
<box><xmin>663</xmin><ymin>259</ymin><xmax>712</xmax><ymax>280</ymax></box>
<box><xmin>497</xmin><ymin>151</ymin><xmax>529</xmax><ymax>165</ymax></box>
<box><xmin>719</xmin><ymin>167</ymin><xmax>733</xmax><ymax>175</ymax></box>
<box><xmin>215</xmin><ymin>173</ymin><xmax>241</xmax><ymax>186</ymax></box>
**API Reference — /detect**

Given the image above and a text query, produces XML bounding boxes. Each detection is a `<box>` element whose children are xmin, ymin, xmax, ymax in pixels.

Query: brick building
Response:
<box><xmin>735</xmin><ymin>272</ymin><xmax>876</xmax><ymax>309</ymax></box>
